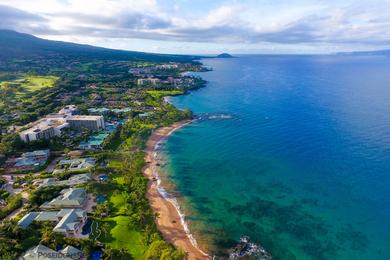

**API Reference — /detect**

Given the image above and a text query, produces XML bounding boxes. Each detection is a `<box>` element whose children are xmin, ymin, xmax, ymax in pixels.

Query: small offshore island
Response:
<box><xmin>216</xmin><ymin>53</ymin><xmax>235</xmax><ymax>58</ymax></box>
<box><xmin>0</xmin><ymin>30</ymin><xmax>210</xmax><ymax>259</ymax></box>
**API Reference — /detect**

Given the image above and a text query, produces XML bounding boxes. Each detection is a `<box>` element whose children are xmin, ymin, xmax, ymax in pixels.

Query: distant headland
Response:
<box><xmin>216</xmin><ymin>53</ymin><xmax>234</xmax><ymax>58</ymax></box>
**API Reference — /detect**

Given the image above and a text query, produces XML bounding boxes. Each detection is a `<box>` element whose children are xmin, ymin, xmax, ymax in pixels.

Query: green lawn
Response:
<box><xmin>0</xmin><ymin>75</ymin><xmax>59</xmax><ymax>98</ymax></box>
<box><xmin>20</xmin><ymin>76</ymin><xmax>58</xmax><ymax>92</ymax></box>
<box><xmin>91</xmin><ymin>216</ymin><xmax>146</xmax><ymax>259</ymax></box>
<box><xmin>146</xmin><ymin>90</ymin><xmax>184</xmax><ymax>99</ymax></box>
<box><xmin>110</xmin><ymin>192</ymin><xmax>126</xmax><ymax>213</ymax></box>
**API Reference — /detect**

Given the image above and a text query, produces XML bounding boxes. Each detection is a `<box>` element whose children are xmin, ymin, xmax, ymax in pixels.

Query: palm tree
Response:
<box><xmin>40</xmin><ymin>225</ymin><xmax>54</xmax><ymax>245</ymax></box>
<box><xmin>102</xmin><ymin>246</ymin><xmax>113</xmax><ymax>260</ymax></box>
<box><xmin>102</xmin><ymin>222</ymin><xmax>111</xmax><ymax>237</ymax></box>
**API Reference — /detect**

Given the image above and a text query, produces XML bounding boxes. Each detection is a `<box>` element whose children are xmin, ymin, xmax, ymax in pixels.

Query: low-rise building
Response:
<box><xmin>156</xmin><ymin>63</ymin><xmax>178</xmax><ymax>69</ymax></box>
<box><xmin>5</xmin><ymin>149</ymin><xmax>50</xmax><ymax>172</ymax></box>
<box><xmin>40</xmin><ymin>188</ymin><xmax>87</xmax><ymax>209</ymax></box>
<box><xmin>87</xmin><ymin>107</ymin><xmax>110</xmax><ymax>115</ymax></box>
<box><xmin>61</xmin><ymin>246</ymin><xmax>84</xmax><ymax>260</ymax></box>
<box><xmin>22</xmin><ymin>244</ymin><xmax>84</xmax><ymax>260</ymax></box>
<box><xmin>53</xmin><ymin>158</ymin><xmax>95</xmax><ymax>174</ymax></box>
<box><xmin>34</xmin><ymin>174</ymin><xmax>92</xmax><ymax>188</ymax></box>
<box><xmin>58</xmin><ymin>105</ymin><xmax>78</xmax><ymax>115</ymax></box>
<box><xmin>53</xmin><ymin>209</ymin><xmax>87</xmax><ymax>236</ymax></box>
<box><xmin>78</xmin><ymin>133</ymin><xmax>109</xmax><ymax>150</ymax></box>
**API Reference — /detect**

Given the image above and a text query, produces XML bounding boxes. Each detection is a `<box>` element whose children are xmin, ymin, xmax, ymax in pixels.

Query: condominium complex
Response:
<box><xmin>19</xmin><ymin>105</ymin><xmax>105</xmax><ymax>142</ymax></box>
<box><xmin>67</xmin><ymin>115</ymin><xmax>104</xmax><ymax>131</ymax></box>
<box><xmin>19</xmin><ymin>114</ymin><xmax>69</xmax><ymax>142</ymax></box>
<box><xmin>137</xmin><ymin>78</ymin><xmax>160</xmax><ymax>86</ymax></box>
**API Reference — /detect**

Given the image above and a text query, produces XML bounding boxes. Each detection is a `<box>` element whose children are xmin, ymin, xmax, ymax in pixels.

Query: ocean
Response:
<box><xmin>158</xmin><ymin>55</ymin><xmax>390</xmax><ymax>259</ymax></box>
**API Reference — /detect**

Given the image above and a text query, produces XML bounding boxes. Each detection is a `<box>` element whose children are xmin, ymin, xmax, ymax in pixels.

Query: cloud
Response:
<box><xmin>1</xmin><ymin>0</ymin><xmax>390</xmax><ymax>51</ymax></box>
<box><xmin>0</xmin><ymin>5</ymin><xmax>59</xmax><ymax>35</ymax></box>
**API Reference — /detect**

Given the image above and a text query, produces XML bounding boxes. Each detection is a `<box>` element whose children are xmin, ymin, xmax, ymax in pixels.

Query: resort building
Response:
<box><xmin>128</xmin><ymin>67</ymin><xmax>152</xmax><ymax>75</ymax></box>
<box><xmin>137</xmin><ymin>78</ymin><xmax>160</xmax><ymax>86</ymax></box>
<box><xmin>67</xmin><ymin>115</ymin><xmax>105</xmax><ymax>131</ymax></box>
<box><xmin>87</xmin><ymin>107</ymin><xmax>110</xmax><ymax>115</ymax></box>
<box><xmin>88</xmin><ymin>107</ymin><xmax>131</xmax><ymax>115</ymax></box>
<box><xmin>156</xmin><ymin>63</ymin><xmax>178</xmax><ymax>69</ymax></box>
<box><xmin>53</xmin><ymin>158</ymin><xmax>96</xmax><ymax>174</ymax></box>
<box><xmin>19</xmin><ymin>116</ymin><xmax>69</xmax><ymax>142</ymax></box>
<box><xmin>5</xmin><ymin>149</ymin><xmax>50</xmax><ymax>172</ymax></box>
<box><xmin>19</xmin><ymin>105</ymin><xmax>106</xmax><ymax>142</ymax></box>
<box><xmin>138</xmin><ymin>112</ymin><xmax>153</xmax><ymax>118</ymax></box>
<box><xmin>40</xmin><ymin>188</ymin><xmax>87</xmax><ymax>209</ymax></box>
<box><xmin>58</xmin><ymin>105</ymin><xmax>78</xmax><ymax>115</ymax></box>
<box><xmin>22</xmin><ymin>244</ymin><xmax>84</xmax><ymax>260</ymax></box>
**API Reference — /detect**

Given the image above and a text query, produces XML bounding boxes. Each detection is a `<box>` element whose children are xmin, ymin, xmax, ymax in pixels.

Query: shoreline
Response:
<box><xmin>143</xmin><ymin>119</ymin><xmax>210</xmax><ymax>260</ymax></box>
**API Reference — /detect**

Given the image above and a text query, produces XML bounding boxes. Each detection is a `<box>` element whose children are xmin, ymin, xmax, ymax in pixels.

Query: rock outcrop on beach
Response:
<box><xmin>229</xmin><ymin>236</ymin><xmax>272</xmax><ymax>260</ymax></box>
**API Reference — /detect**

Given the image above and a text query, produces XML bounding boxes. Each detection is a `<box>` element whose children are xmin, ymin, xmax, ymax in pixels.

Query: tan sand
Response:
<box><xmin>143</xmin><ymin>120</ymin><xmax>209</xmax><ymax>260</ymax></box>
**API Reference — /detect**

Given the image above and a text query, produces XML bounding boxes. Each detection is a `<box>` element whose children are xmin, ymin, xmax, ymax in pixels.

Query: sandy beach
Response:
<box><xmin>143</xmin><ymin>120</ymin><xmax>209</xmax><ymax>260</ymax></box>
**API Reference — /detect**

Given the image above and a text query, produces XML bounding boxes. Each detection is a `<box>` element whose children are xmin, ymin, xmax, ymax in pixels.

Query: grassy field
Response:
<box><xmin>91</xmin><ymin>216</ymin><xmax>146</xmax><ymax>259</ymax></box>
<box><xmin>88</xmin><ymin>158</ymin><xmax>149</xmax><ymax>259</ymax></box>
<box><xmin>0</xmin><ymin>75</ymin><xmax>59</xmax><ymax>98</ymax></box>
<box><xmin>147</xmin><ymin>90</ymin><xmax>184</xmax><ymax>99</ymax></box>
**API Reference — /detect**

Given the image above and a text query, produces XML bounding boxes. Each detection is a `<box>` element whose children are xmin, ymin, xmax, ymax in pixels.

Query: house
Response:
<box><xmin>22</xmin><ymin>244</ymin><xmax>84</xmax><ymax>260</ymax></box>
<box><xmin>138</xmin><ymin>112</ymin><xmax>153</xmax><ymax>118</ymax></box>
<box><xmin>22</xmin><ymin>244</ymin><xmax>70</xmax><ymax>260</ymax></box>
<box><xmin>53</xmin><ymin>158</ymin><xmax>95</xmax><ymax>174</ymax></box>
<box><xmin>40</xmin><ymin>188</ymin><xmax>87</xmax><ymax>209</ymax></box>
<box><xmin>18</xmin><ymin>212</ymin><xmax>40</xmax><ymax>229</ymax></box>
<box><xmin>60</xmin><ymin>246</ymin><xmax>84</xmax><ymax>260</ymax></box>
<box><xmin>111</xmin><ymin>108</ymin><xmax>132</xmax><ymax>114</ymax></box>
<box><xmin>87</xmin><ymin>107</ymin><xmax>110</xmax><ymax>115</ymax></box>
<box><xmin>18</xmin><ymin>209</ymin><xmax>87</xmax><ymax>235</ymax></box>
<box><xmin>88</xmin><ymin>107</ymin><xmax>131</xmax><ymax>115</ymax></box>
<box><xmin>33</xmin><ymin>178</ymin><xmax>57</xmax><ymax>188</ymax></box>
<box><xmin>66</xmin><ymin>174</ymin><xmax>91</xmax><ymax>185</ymax></box>
<box><xmin>5</xmin><ymin>149</ymin><xmax>50</xmax><ymax>172</ymax></box>
<box><xmin>34</xmin><ymin>174</ymin><xmax>91</xmax><ymax>188</ymax></box>
<box><xmin>53</xmin><ymin>209</ymin><xmax>87</xmax><ymax>236</ymax></box>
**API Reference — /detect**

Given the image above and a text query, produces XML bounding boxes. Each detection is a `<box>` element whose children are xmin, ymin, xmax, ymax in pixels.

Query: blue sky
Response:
<box><xmin>1</xmin><ymin>0</ymin><xmax>390</xmax><ymax>54</ymax></box>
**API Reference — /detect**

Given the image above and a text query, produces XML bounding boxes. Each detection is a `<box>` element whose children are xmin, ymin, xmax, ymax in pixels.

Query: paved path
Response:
<box><xmin>4</xmin><ymin>197</ymin><xmax>27</xmax><ymax>220</ymax></box>
<box><xmin>46</xmin><ymin>156</ymin><xmax>64</xmax><ymax>173</ymax></box>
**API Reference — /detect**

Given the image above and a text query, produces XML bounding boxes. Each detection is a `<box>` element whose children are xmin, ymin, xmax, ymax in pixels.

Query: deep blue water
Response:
<box><xmin>160</xmin><ymin>55</ymin><xmax>390</xmax><ymax>259</ymax></box>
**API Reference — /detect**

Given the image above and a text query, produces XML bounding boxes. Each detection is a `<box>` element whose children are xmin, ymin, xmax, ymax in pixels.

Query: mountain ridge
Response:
<box><xmin>0</xmin><ymin>29</ymin><xmax>202</xmax><ymax>62</ymax></box>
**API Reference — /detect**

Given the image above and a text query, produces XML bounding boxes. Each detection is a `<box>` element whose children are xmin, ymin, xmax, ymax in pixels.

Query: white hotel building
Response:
<box><xmin>19</xmin><ymin>105</ymin><xmax>104</xmax><ymax>143</ymax></box>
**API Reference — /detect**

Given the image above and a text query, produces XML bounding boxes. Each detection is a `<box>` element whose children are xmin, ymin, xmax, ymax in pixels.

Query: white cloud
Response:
<box><xmin>1</xmin><ymin>0</ymin><xmax>390</xmax><ymax>53</ymax></box>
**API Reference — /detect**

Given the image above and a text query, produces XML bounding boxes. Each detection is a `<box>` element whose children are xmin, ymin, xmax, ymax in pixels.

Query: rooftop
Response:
<box><xmin>23</xmin><ymin>244</ymin><xmax>72</xmax><ymax>260</ymax></box>
<box><xmin>68</xmin><ymin>115</ymin><xmax>103</xmax><ymax>120</ymax></box>
<box><xmin>41</xmin><ymin>188</ymin><xmax>87</xmax><ymax>208</ymax></box>
<box><xmin>22</xmin><ymin>149</ymin><xmax>50</xmax><ymax>158</ymax></box>
<box><xmin>18</xmin><ymin>212</ymin><xmax>39</xmax><ymax>229</ymax></box>
<box><xmin>53</xmin><ymin>209</ymin><xmax>85</xmax><ymax>233</ymax></box>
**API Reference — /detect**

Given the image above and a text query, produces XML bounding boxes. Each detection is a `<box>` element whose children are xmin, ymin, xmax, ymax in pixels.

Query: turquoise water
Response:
<box><xmin>160</xmin><ymin>55</ymin><xmax>390</xmax><ymax>259</ymax></box>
